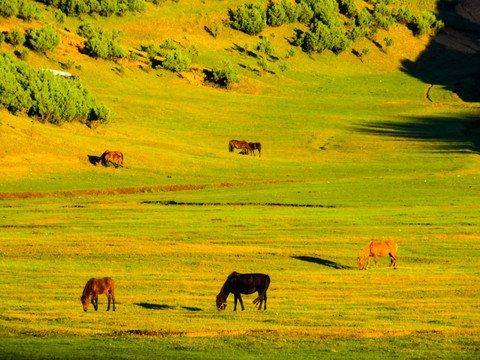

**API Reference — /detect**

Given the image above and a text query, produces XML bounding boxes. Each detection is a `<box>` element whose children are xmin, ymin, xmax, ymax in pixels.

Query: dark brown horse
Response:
<box><xmin>216</xmin><ymin>272</ymin><xmax>270</xmax><ymax>311</ymax></box>
<box><xmin>228</xmin><ymin>140</ymin><xmax>250</xmax><ymax>155</ymax></box>
<box><xmin>81</xmin><ymin>277</ymin><xmax>116</xmax><ymax>312</ymax></box>
<box><xmin>98</xmin><ymin>150</ymin><xmax>124</xmax><ymax>168</ymax></box>
<box><xmin>248</xmin><ymin>142</ymin><xmax>262</xmax><ymax>157</ymax></box>
<box><xmin>357</xmin><ymin>241</ymin><xmax>398</xmax><ymax>270</ymax></box>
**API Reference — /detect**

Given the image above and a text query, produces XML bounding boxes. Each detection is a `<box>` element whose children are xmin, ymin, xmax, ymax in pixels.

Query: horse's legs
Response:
<box><xmin>106</xmin><ymin>293</ymin><xmax>111</xmax><ymax>311</ymax></box>
<box><xmin>233</xmin><ymin>293</ymin><xmax>238</xmax><ymax>311</ymax></box>
<box><xmin>91</xmin><ymin>296</ymin><xmax>98</xmax><ymax>311</ymax></box>
<box><xmin>237</xmin><ymin>294</ymin><xmax>245</xmax><ymax>311</ymax></box>
<box><xmin>366</xmin><ymin>256</ymin><xmax>372</xmax><ymax>270</ymax></box>
<box><xmin>374</xmin><ymin>255</ymin><xmax>378</xmax><ymax>268</ymax></box>
<box><xmin>111</xmin><ymin>289</ymin><xmax>116</xmax><ymax>311</ymax></box>
<box><xmin>392</xmin><ymin>255</ymin><xmax>398</xmax><ymax>269</ymax></box>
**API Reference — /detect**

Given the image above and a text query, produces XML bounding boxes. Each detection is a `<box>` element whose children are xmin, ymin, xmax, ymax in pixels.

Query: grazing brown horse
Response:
<box><xmin>248</xmin><ymin>142</ymin><xmax>262</xmax><ymax>157</ymax></box>
<box><xmin>229</xmin><ymin>140</ymin><xmax>250</xmax><ymax>155</ymax></box>
<box><xmin>216</xmin><ymin>272</ymin><xmax>270</xmax><ymax>311</ymax></box>
<box><xmin>98</xmin><ymin>150</ymin><xmax>123</xmax><ymax>168</ymax></box>
<box><xmin>357</xmin><ymin>241</ymin><xmax>398</xmax><ymax>270</ymax></box>
<box><xmin>81</xmin><ymin>277</ymin><xmax>116</xmax><ymax>312</ymax></box>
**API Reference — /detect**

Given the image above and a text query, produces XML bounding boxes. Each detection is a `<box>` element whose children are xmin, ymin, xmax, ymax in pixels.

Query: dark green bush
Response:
<box><xmin>267</xmin><ymin>0</ymin><xmax>297</xmax><ymax>27</ymax></box>
<box><xmin>5</xmin><ymin>26</ymin><xmax>25</xmax><ymax>47</ymax></box>
<box><xmin>338</xmin><ymin>0</ymin><xmax>358</xmax><ymax>18</ymax></box>
<box><xmin>255</xmin><ymin>36</ymin><xmax>275</xmax><ymax>56</ymax></box>
<box><xmin>229</xmin><ymin>3</ymin><xmax>267</xmax><ymax>35</ymax></box>
<box><xmin>0</xmin><ymin>0</ymin><xmax>19</xmax><ymax>17</ymax></box>
<box><xmin>212</xmin><ymin>59</ymin><xmax>240</xmax><ymax>86</ymax></box>
<box><xmin>161</xmin><ymin>49</ymin><xmax>191</xmax><ymax>72</ymax></box>
<box><xmin>26</xmin><ymin>25</ymin><xmax>61</xmax><ymax>53</ymax></box>
<box><xmin>0</xmin><ymin>51</ymin><xmax>110</xmax><ymax>126</ymax></box>
<box><xmin>38</xmin><ymin>0</ymin><xmax>146</xmax><ymax>17</ymax></box>
<box><xmin>19</xmin><ymin>2</ymin><xmax>42</xmax><ymax>21</ymax></box>
<box><xmin>78</xmin><ymin>24</ymin><xmax>127</xmax><ymax>60</ymax></box>
<box><xmin>296</xmin><ymin>1</ymin><xmax>314</xmax><ymax>24</ymax></box>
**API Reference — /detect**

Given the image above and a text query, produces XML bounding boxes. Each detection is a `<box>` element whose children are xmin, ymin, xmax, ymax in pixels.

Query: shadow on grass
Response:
<box><xmin>134</xmin><ymin>303</ymin><xmax>202</xmax><ymax>311</ymax></box>
<box><xmin>400</xmin><ymin>2</ymin><xmax>480</xmax><ymax>102</ymax></box>
<box><xmin>292</xmin><ymin>256</ymin><xmax>353</xmax><ymax>270</ymax></box>
<box><xmin>354</xmin><ymin>114</ymin><xmax>480</xmax><ymax>154</ymax></box>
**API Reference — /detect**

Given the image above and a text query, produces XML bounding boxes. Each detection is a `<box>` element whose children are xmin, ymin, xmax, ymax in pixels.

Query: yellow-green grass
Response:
<box><xmin>0</xmin><ymin>190</ymin><xmax>479</xmax><ymax>358</ymax></box>
<box><xmin>1</xmin><ymin>0</ymin><xmax>480</xmax><ymax>358</ymax></box>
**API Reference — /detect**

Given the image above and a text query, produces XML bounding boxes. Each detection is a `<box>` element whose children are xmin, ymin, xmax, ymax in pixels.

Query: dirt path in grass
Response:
<box><xmin>0</xmin><ymin>180</ymin><xmax>302</xmax><ymax>200</ymax></box>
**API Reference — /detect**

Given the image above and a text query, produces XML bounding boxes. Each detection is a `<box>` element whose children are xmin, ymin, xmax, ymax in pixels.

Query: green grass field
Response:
<box><xmin>1</xmin><ymin>0</ymin><xmax>480</xmax><ymax>358</ymax></box>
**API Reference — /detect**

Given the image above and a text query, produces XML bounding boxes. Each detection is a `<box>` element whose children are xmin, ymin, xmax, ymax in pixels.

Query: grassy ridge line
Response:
<box><xmin>0</xmin><ymin>180</ymin><xmax>302</xmax><ymax>199</ymax></box>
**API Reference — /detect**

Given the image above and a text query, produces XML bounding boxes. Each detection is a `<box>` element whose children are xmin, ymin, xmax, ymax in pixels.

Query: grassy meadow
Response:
<box><xmin>1</xmin><ymin>0</ymin><xmax>480</xmax><ymax>358</ymax></box>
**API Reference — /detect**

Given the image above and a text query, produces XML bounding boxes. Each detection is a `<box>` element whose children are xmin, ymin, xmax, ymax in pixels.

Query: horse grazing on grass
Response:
<box><xmin>216</xmin><ymin>272</ymin><xmax>270</xmax><ymax>311</ymax></box>
<box><xmin>228</xmin><ymin>140</ymin><xmax>250</xmax><ymax>155</ymax></box>
<box><xmin>98</xmin><ymin>150</ymin><xmax>123</xmax><ymax>168</ymax></box>
<box><xmin>81</xmin><ymin>277</ymin><xmax>116</xmax><ymax>312</ymax></box>
<box><xmin>357</xmin><ymin>241</ymin><xmax>398</xmax><ymax>270</ymax></box>
<box><xmin>248</xmin><ymin>142</ymin><xmax>262</xmax><ymax>157</ymax></box>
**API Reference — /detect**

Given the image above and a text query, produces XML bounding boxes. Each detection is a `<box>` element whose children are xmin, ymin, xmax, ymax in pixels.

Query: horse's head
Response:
<box><xmin>216</xmin><ymin>294</ymin><xmax>227</xmax><ymax>311</ymax></box>
<box><xmin>80</xmin><ymin>295</ymin><xmax>89</xmax><ymax>312</ymax></box>
<box><xmin>357</xmin><ymin>256</ymin><xmax>365</xmax><ymax>270</ymax></box>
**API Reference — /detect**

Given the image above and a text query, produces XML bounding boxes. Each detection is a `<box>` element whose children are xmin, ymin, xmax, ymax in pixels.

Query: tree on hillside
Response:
<box><xmin>26</xmin><ymin>25</ymin><xmax>61</xmax><ymax>53</ymax></box>
<box><xmin>0</xmin><ymin>52</ymin><xmax>110</xmax><ymax>126</ymax></box>
<box><xmin>229</xmin><ymin>3</ymin><xmax>267</xmax><ymax>35</ymax></box>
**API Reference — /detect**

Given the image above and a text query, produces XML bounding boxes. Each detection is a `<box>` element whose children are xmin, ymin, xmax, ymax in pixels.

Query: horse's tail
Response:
<box><xmin>253</xmin><ymin>275</ymin><xmax>270</xmax><ymax>305</ymax></box>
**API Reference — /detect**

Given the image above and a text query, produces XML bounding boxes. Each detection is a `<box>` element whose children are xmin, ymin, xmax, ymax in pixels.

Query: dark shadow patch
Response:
<box><xmin>354</xmin><ymin>114</ymin><xmax>480</xmax><ymax>154</ymax></box>
<box><xmin>292</xmin><ymin>256</ymin><xmax>353</xmax><ymax>270</ymax></box>
<box><xmin>181</xmin><ymin>306</ymin><xmax>202</xmax><ymax>312</ymax></box>
<box><xmin>134</xmin><ymin>303</ymin><xmax>175</xmax><ymax>310</ymax></box>
<box><xmin>400</xmin><ymin>2</ymin><xmax>480</xmax><ymax>103</ymax></box>
<box><xmin>142</xmin><ymin>200</ymin><xmax>337</xmax><ymax>208</ymax></box>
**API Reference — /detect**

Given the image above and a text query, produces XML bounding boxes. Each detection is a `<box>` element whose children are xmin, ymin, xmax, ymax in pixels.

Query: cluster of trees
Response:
<box><xmin>229</xmin><ymin>0</ymin><xmax>444</xmax><ymax>54</ymax></box>
<box><xmin>1</xmin><ymin>24</ymin><xmax>61</xmax><ymax>53</ymax></box>
<box><xmin>143</xmin><ymin>39</ymin><xmax>198</xmax><ymax>72</ymax></box>
<box><xmin>37</xmin><ymin>0</ymin><xmax>146</xmax><ymax>17</ymax></box>
<box><xmin>0</xmin><ymin>0</ymin><xmax>42</xmax><ymax>21</ymax></box>
<box><xmin>0</xmin><ymin>52</ymin><xmax>110</xmax><ymax>126</ymax></box>
<box><xmin>77</xmin><ymin>23</ymin><xmax>128</xmax><ymax>60</ymax></box>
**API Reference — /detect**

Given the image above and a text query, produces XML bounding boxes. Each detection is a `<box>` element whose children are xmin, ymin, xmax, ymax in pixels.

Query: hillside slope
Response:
<box><xmin>0</xmin><ymin>0</ymin><xmax>479</xmax><ymax>194</ymax></box>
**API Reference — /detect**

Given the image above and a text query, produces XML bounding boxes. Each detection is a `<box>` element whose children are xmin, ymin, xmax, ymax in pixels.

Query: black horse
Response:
<box><xmin>216</xmin><ymin>272</ymin><xmax>270</xmax><ymax>311</ymax></box>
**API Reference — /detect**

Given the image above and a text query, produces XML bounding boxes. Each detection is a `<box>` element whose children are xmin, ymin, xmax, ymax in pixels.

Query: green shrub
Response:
<box><xmin>54</xmin><ymin>9</ymin><xmax>66</xmax><ymax>24</ymax></box>
<box><xmin>79</xmin><ymin>24</ymin><xmax>128</xmax><ymax>60</ymax></box>
<box><xmin>412</xmin><ymin>11</ymin><xmax>444</xmax><ymax>35</ymax></box>
<box><xmin>162</xmin><ymin>50</ymin><xmax>191</xmax><ymax>72</ymax></box>
<box><xmin>26</xmin><ymin>25</ymin><xmax>61</xmax><ymax>53</ymax></box>
<box><xmin>19</xmin><ymin>2</ymin><xmax>42</xmax><ymax>21</ymax></box>
<box><xmin>229</xmin><ymin>3</ymin><xmax>267</xmax><ymax>35</ymax></box>
<box><xmin>255</xmin><ymin>36</ymin><xmax>275</xmax><ymax>56</ymax></box>
<box><xmin>0</xmin><ymin>0</ymin><xmax>19</xmax><ymax>17</ymax></box>
<box><xmin>5</xmin><ymin>26</ymin><xmax>25</xmax><ymax>47</ymax></box>
<box><xmin>296</xmin><ymin>1</ymin><xmax>314</xmax><ymax>24</ymax></box>
<box><xmin>338</xmin><ymin>0</ymin><xmax>358</xmax><ymax>18</ymax></box>
<box><xmin>84</xmin><ymin>36</ymin><xmax>109</xmax><ymax>59</ymax></box>
<box><xmin>0</xmin><ymin>51</ymin><xmax>110</xmax><ymax>126</ymax></box>
<box><xmin>267</xmin><ymin>0</ymin><xmax>296</xmax><ymax>27</ymax></box>
<box><xmin>212</xmin><ymin>59</ymin><xmax>239</xmax><ymax>86</ymax></box>
<box><xmin>38</xmin><ymin>0</ymin><xmax>145</xmax><ymax>17</ymax></box>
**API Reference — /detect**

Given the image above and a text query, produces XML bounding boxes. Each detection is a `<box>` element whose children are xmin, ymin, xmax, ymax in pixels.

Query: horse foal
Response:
<box><xmin>81</xmin><ymin>277</ymin><xmax>116</xmax><ymax>312</ymax></box>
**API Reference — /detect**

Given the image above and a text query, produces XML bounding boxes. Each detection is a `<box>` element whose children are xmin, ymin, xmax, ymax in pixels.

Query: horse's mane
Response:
<box><xmin>359</xmin><ymin>243</ymin><xmax>372</xmax><ymax>259</ymax></box>
<box><xmin>220</xmin><ymin>272</ymin><xmax>239</xmax><ymax>293</ymax></box>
